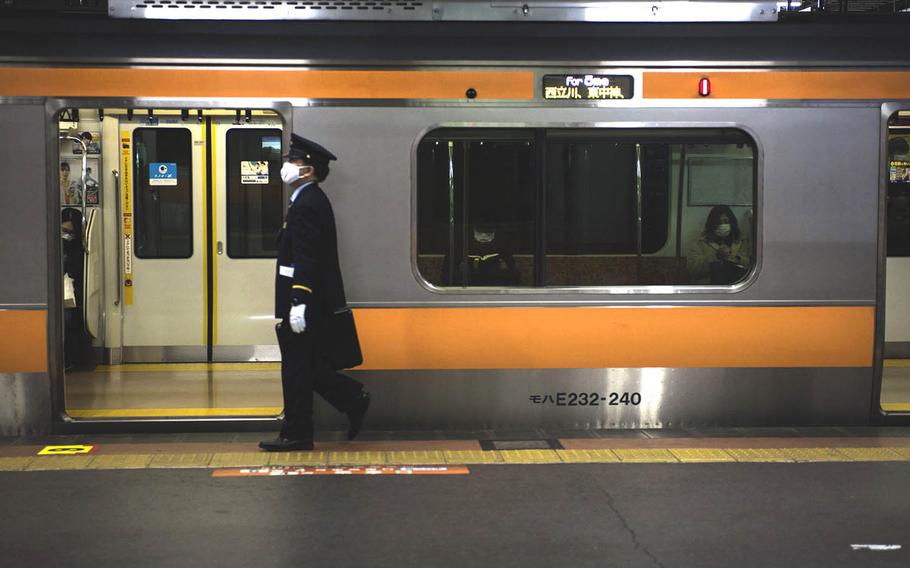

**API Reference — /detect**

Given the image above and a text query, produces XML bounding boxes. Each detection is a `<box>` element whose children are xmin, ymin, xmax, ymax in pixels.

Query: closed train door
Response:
<box><xmin>119</xmin><ymin>111</ymin><xmax>284</xmax><ymax>362</ymax></box>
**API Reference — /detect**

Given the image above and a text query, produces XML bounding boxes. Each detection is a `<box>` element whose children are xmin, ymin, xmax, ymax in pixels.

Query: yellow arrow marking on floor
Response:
<box><xmin>37</xmin><ymin>445</ymin><xmax>95</xmax><ymax>456</ymax></box>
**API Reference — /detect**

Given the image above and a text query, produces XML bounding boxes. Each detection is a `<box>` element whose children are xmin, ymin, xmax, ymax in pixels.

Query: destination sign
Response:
<box><xmin>543</xmin><ymin>74</ymin><xmax>634</xmax><ymax>101</ymax></box>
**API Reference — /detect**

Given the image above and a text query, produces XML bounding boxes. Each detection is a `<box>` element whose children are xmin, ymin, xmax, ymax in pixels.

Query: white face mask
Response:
<box><xmin>473</xmin><ymin>229</ymin><xmax>495</xmax><ymax>243</ymax></box>
<box><xmin>280</xmin><ymin>162</ymin><xmax>303</xmax><ymax>185</ymax></box>
<box><xmin>62</xmin><ymin>232</ymin><xmax>75</xmax><ymax>242</ymax></box>
<box><xmin>715</xmin><ymin>223</ymin><xmax>731</xmax><ymax>238</ymax></box>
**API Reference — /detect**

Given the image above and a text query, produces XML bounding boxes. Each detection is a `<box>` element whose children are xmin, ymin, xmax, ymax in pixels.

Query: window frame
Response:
<box><xmin>224</xmin><ymin>126</ymin><xmax>284</xmax><ymax>259</ymax></box>
<box><xmin>132</xmin><ymin>126</ymin><xmax>195</xmax><ymax>260</ymax></box>
<box><xmin>411</xmin><ymin>122</ymin><xmax>762</xmax><ymax>295</ymax></box>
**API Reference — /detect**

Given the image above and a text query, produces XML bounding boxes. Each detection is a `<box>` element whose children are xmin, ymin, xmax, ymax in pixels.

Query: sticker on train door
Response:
<box><xmin>149</xmin><ymin>162</ymin><xmax>177</xmax><ymax>186</ymax></box>
<box><xmin>241</xmin><ymin>161</ymin><xmax>269</xmax><ymax>184</ymax></box>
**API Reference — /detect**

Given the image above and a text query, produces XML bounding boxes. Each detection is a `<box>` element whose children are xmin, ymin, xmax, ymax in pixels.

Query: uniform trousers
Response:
<box><xmin>276</xmin><ymin>320</ymin><xmax>363</xmax><ymax>440</ymax></box>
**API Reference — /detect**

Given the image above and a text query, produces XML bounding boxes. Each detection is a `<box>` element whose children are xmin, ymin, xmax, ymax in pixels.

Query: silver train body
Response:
<box><xmin>0</xmin><ymin>7</ymin><xmax>905</xmax><ymax>433</ymax></box>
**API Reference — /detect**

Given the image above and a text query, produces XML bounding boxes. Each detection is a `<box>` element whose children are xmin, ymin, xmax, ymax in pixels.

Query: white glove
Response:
<box><xmin>289</xmin><ymin>303</ymin><xmax>307</xmax><ymax>334</ymax></box>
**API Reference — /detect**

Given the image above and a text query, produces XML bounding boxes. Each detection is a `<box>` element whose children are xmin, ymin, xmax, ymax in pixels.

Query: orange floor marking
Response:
<box><xmin>212</xmin><ymin>465</ymin><xmax>470</xmax><ymax>477</ymax></box>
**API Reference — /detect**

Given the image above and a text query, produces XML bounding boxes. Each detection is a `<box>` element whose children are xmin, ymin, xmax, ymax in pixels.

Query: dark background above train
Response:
<box><xmin>2</xmin><ymin>1</ymin><xmax>910</xmax><ymax>65</ymax></box>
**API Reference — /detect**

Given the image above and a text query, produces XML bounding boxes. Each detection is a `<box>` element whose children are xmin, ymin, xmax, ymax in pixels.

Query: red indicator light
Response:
<box><xmin>698</xmin><ymin>77</ymin><xmax>711</xmax><ymax>97</ymax></box>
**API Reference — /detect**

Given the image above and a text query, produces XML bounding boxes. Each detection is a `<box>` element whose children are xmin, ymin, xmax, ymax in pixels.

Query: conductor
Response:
<box><xmin>260</xmin><ymin>134</ymin><xmax>370</xmax><ymax>452</ymax></box>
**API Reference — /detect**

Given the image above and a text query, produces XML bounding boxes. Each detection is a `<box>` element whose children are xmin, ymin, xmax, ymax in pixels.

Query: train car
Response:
<box><xmin>1</xmin><ymin>0</ymin><xmax>909</xmax><ymax>434</ymax></box>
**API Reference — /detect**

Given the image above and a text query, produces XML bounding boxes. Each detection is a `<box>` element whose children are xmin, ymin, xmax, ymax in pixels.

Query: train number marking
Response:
<box><xmin>607</xmin><ymin>392</ymin><xmax>642</xmax><ymax>406</ymax></box>
<box><xmin>529</xmin><ymin>392</ymin><xmax>641</xmax><ymax>407</ymax></box>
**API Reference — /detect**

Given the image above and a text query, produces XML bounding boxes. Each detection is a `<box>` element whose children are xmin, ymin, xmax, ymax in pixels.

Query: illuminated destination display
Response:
<box><xmin>542</xmin><ymin>74</ymin><xmax>634</xmax><ymax>100</ymax></box>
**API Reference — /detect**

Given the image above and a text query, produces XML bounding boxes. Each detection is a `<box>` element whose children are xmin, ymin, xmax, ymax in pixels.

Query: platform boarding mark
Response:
<box><xmin>37</xmin><ymin>445</ymin><xmax>96</xmax><ymax>456</ymax></box>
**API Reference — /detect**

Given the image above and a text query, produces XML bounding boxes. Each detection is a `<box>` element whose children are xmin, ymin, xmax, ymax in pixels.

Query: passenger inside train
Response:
<box><xmin>61</xmin><ymin>207</ymin><xmax>89</xmax><ymax>371</ymax></box>
<box><xmin>441</xmin><ymin>222</ymin><xmax>521</xmax><ymax>287</ymax></box>
<box><xmin>686</xmin><ymin>205</ymin><xmax>751</xmax><ymax>285</ymax></box>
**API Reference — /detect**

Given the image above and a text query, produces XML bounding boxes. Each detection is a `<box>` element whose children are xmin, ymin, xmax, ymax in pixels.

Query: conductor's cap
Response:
<box><xmin>283</xmin><ymin>133</ymin><xmax>338</xmax><ymax>164</ymax></box>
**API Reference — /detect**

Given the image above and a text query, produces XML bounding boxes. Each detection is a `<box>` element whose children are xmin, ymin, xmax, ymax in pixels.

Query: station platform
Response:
<box><xmin>6</xmin><ymin>427</ymin><xmax>910</xmax><ymax>471</ymax></box>
<box><xmin>4</xmin><ymin>427</ymin><xmax>910</xmax><ymax>567</ymax></box>
<box><xmin>3</xmin><ymin>427</ymin><xmax>910</xmax><ymax>567</ymax></box>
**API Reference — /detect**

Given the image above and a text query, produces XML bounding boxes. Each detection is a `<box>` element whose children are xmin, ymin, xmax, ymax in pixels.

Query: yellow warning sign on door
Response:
<box><xmin>37</xmin><ymin>445</ymin><xmax>95</xmax><ymax>456</ymax></box>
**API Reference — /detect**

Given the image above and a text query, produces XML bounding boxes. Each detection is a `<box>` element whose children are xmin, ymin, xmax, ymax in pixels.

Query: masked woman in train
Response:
<box><xmin>687</xmin><ymin>204</ymin><xmax>751</xmax><ymax>285</ymax></box>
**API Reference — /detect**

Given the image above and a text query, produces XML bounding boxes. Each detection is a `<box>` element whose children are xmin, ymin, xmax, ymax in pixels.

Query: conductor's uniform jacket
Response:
<box><xmin>275</xmin><ymin>181</ymin><xmax>347</xmax><ymax>337</ymax></box>
<box><xmin>273</xmin><ymin>180</ymin><xmax>362</xmax><ymax>440</ymax></box>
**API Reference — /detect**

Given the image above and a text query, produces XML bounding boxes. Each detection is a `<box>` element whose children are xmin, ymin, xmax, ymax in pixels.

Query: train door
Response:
<box><xmin>119</xmin><ymin>112</ymin><xmax>284</xmax><ymax>362</ymax></box>
<box><xmin>884</xmin><ymin>110</ymin><xmax>910</xmax><ymax>410</ymax></box>
<box><xmin>211</xmin><ymin>122</ymin><xmax>284</xmax><ymax>361</ymax></box>
<box><xmin>60</xmin><ymin>108</ymin><xmax>285</xmax><ymax>418</ymax></box>
<box><xmin>120</xmin><ymin>121</ymin><xmax>207</xmax><ymax>361</ymax></box>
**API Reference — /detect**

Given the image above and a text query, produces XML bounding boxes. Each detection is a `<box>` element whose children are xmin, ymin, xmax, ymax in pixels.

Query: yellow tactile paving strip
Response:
<box><xmin>5</xmin><ymin>446</ymin><xmax>910</xmax><ymax>472</ymax></box>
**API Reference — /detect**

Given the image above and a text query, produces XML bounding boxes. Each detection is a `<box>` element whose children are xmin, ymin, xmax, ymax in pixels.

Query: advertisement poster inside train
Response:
<box><xmin>72</xmin><ymin>130</ymin><xmax>101</xmax><ymax>154</ymax></box>
<box><xmin>60</xmin><ymin>157</ymin><xmax>100</xmax><ymax>206</ymax></box>
<box><xmin>891</xmin><ymin>160</ymin><xmax>910</xmax><ymax>183</ymax></box>
<box><xmin>890</xmin><ymin>135</ymin><xmax>910</xmax><ymax>183</ymax></box>
<box><xmin>241</xmin><ymin>161</ymin><xmax>269</xmax><ymax>184</ymax></box>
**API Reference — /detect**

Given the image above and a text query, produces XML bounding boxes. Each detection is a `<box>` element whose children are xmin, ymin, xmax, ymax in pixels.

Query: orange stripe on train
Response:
<box><xmin>353</xmin><ymin>306</ymin><xmax>874</xmax><ymax>370</ymax></box>
<box><xmin>644</xmin><ymin>71</ymin><xmax>910</xmax><ymax>99</ymax></box>
<box><xmin>0</xmin><ymin>306</ymin><xmax>874</xmax><ymax>373</ymax></box>
<box><xmin>0</xmin><ymin>68</ymin><xmax>535</xmax><ymax>100</ymax></box>
<box><xmin>0</xmin><ymin>310</ymin><xmax>47</xmax><ymax>373</ymax></box>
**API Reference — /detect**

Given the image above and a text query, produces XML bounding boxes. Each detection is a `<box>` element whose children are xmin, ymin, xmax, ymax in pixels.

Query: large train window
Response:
<box><xmin>225</xmin><ymin>128</ymin><xmax>283</xmax><ymax>258</ymax></box>
<box><xmin>416</xmin><ymin>127</ymin><xmax>756</xmax><ymax>289</ymax></box>
<box><xmin>133</xmin><ymin>128</ymin><xmax>193</xmax><ymax>259</ymax></box>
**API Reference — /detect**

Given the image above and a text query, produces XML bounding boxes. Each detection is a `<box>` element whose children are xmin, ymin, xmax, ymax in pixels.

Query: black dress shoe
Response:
<box><xmin>346</xmin><ymin>391</ymin><xmax>371</xmax><ymax>440</ymax></box>
<box><xmin>258</xmin><ymin>437</ymin><xmax>314</xmax><ymax>452</ymax></box>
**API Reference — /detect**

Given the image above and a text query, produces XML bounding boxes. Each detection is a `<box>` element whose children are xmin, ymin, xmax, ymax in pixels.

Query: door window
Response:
<box><xmin>225</xmin><ymin>128</ymin><xmax>284</xmax><ymax>258</ymax></box>
<box><xmin>133</xmin><ymin>128</ymin><xmax>194</xmax><ymax>259</ymax></box>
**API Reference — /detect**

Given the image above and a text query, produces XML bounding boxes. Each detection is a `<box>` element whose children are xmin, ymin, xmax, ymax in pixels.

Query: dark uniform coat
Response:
<box><xmin>273</xmin><ymin>180</ymin><xmax>363</xmax><ymax>441</ymax></box>
<box><xmin>275</xmin><ymin>182</ymin><xmax>347</xmax><ymax>334</ymax></box>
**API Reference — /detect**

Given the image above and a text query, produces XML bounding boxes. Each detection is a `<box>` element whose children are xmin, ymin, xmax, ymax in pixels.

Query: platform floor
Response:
<box><xmin>63</xmin><ymin>360</ymin><xmax>910</xmax><ymax>418</ymax></box>
<box><xmin>3</xmin><ymin>428</ymin><xmax>910</xmax><ymax>567</ymax></box>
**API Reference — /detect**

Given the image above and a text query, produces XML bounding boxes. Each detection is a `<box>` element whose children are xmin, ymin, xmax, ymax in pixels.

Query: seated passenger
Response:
<box><xmin>687</xmin><ymin>205</ymin><xmax>751</xmax><ymax>285</ymax></box>
<box><xmin>442</xmin><ymin>224</ymin><xmax>520</xmax><ymax>286</ymax></box>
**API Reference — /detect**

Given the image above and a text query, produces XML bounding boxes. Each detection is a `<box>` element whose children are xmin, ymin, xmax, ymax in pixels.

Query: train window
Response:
<box><xmin>133</xmin><ymin>128</ymin><xmax>194</xmax><ymax>259</ymax></box>
<box><xmin>545</xmin><ymin>135</ymin><xmax>670</xmax><ymax>286</ymax></box>
<box><xmin>416</xmin><ymin>127</ymin><xmax>756</xmax><ymax>289</ymax></box>
<box><xmin>225</xmin><ymin>128</ymin><xmax>284</xmax><ymax>258</ymax></box>
<box><xmin>416</xmin><ymin>131</ymin><xmax>537</xmax><ymax>287</ymax></box>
